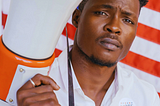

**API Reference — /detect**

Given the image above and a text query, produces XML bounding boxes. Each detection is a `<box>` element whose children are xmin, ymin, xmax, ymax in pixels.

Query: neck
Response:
<box><xmin>70</xmin><ymin>44</ymin><xmax>116</xmax><ymax>104</ymax></box>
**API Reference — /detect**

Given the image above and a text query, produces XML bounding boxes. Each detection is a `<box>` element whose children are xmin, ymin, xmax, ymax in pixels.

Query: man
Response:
<box><xmin>17</xmin><ymin>0</ymin><xmax>160</xmax><ymax>106</ymax></box>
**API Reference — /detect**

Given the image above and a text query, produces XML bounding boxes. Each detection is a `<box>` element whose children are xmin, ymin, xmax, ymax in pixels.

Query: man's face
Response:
<box><xmin>74</xmin><ymin>0</ymin><xmax>140</xmax><ymax>66</ymax></box>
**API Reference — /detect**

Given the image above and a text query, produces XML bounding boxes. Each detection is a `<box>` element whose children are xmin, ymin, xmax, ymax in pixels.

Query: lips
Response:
<box><xmin>99</xmin><ymin>38</ymin><xmax>122</xmax><ymax>51</ymax></box>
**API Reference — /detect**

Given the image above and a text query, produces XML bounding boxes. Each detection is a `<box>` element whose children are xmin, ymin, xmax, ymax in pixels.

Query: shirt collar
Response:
<box><xmin>114</xmin><ymin>62</ymin><xmax>135</xmax><ymax>98</ymax></box>
<box><xmin>58</xmin><ymin>46</ymin><xmax>120</xmax><ymax>93</ymax></box>
<box><xmin>58</xmin><ymin>47</ymin><xmax>68</xmax><ymax>91</ymax></box>
<box><xmin>70</xmin><ymin>60</ymin><xmax>82</xmax><ymax>90</ymax></box>
<box><xmin>117</xmin><ymin>62</ymin><xmax>131</xmax><ymax>89</ymax></box>
<box><xmin>58</xmin><ymin>46</ymin><xmax>79</xmax><ymax>91</ymax></box>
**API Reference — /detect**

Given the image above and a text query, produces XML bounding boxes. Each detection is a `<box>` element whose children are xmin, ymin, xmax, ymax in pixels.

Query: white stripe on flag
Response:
<box><xmin>2</xmin><ymin>0</ymin><xmax>10</xmax><ymax>14</ymax></box>
<box><xmin>67</xmin><ymin>16</ymin><xmax>73</xmax><ymax>25</ymax></box>
<box><xmin>0</xmin><ymin>25</ymin><xmax>3</xmax><ymax>35</ymax></box>
<box><xmin>130</xmin><ymin>36</ymin><xmax>160</xmax><ymax>62</ymax></box>
<box><xmin>138</xmin><ymin>7</ymin><xmax>160</xmax><ymax>30</ymax></box>
<box><xmin>56</xmin><ymin>34</ymin><xmax>74</xmax><ymax>51</ymax></box>
<box><xmin>119</xmin><ymin>62</ymin><xmax>160</xmax><ymax>93</ymax></box>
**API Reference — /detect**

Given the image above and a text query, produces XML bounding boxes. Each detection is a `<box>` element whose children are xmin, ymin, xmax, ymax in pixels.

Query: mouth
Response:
<box><xmin>99</xmin><ymin>38</ymin><xmax>122</xmax><ymax>51</ymax></box>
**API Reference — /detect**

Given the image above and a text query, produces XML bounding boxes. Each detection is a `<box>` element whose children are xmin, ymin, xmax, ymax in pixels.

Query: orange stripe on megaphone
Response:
<box><xmin>0</xmin><ymin>36</ymin><xmax>55</xmax><ymax>101</ymax></box>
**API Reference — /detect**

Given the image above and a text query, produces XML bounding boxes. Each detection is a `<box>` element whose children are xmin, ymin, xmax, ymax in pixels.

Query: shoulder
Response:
<box><xmin>50</xmin><ymin>47</ymin><xmax>68</xmax><ymax>72</ymax></box>
<box><xmin>116</xmin><ymin>63</ymin><xmax>160</xmax><ymax>105</ymax></box>
<box><xmin>117</xmin><ymin>63</ymin><xmax>155</xmax><ymax>90</ymax></box>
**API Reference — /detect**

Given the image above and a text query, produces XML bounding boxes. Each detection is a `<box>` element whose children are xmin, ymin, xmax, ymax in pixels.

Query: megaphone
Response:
<box><xmin>0</xmin><ymin>0</ymin><xmax>81</xmax><ymax>105</ymax></box>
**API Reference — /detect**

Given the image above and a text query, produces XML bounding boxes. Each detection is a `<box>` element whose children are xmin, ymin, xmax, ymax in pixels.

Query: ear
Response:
<box><xmin>72</xmin><ymin>9</ymin><xmax>81</xmax><ymax>28</ymax></box>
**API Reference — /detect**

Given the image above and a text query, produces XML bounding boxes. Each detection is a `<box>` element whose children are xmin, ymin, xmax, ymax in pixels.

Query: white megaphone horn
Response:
<box><xmin>0</xmin><ymin>0</ymin><xmax>82</xmax><ymax>105</ymax></box>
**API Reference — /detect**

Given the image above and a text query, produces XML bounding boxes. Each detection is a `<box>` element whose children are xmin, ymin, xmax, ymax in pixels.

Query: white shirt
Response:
<box><xmin>49</xmin><ymin>47</ymin><xmax>160</xmax><ymax>106</ymax></box>
<box><xmin>0</xmin><ymin>47</ymin><xmax>160</xmax><ymax>106</ymax></box>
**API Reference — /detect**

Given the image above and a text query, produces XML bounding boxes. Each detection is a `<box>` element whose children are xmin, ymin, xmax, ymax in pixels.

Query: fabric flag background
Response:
<box><xmin>1</xmin><ymin>0</ymin><xmax>160</xmax><ymax>97</ymax></box>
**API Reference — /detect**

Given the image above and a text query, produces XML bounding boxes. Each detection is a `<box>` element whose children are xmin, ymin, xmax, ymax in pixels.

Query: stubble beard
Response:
<box><xmin>77</xmin><ymin>44</ymin><xmax>117</xmax><ymax>67</ymax></box>
<box><xmin>89</xmin><ymin>55</ymin><xmax>117</xmax><ymax>67</ymax></box>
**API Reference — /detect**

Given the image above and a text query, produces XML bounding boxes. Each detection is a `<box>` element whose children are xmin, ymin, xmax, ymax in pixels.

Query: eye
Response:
<box><xmin>94</xmin><ymin>11</ymin><xmax>108</xmax><ymax>16</ymax></box>
<box><xmin>123</xmin><ymin>18</ymin><xmax>134</xmax><ymax>25</ymax></box>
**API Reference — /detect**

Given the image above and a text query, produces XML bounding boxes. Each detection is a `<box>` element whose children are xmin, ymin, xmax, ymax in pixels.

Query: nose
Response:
<box><xmin>104</xmin><ymin>16</ymin><xmax>121</xmax><ymax>35</ymax></box>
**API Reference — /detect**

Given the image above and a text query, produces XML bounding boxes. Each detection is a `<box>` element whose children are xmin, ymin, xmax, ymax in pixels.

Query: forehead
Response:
<box><xmin>84</xmin><ymin>0</ymin><xmax>140</xmax><ymax>17</ymax></box>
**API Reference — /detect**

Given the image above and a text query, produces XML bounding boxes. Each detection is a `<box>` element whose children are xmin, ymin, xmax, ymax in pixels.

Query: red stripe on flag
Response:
<box><xmin>54</xmin><ymin>48</ymin><xmax>62</xmax><ymax>58</ymax></box>
<box><xmin>2</xmin><ymin>12</ymin><xmax>8</xmax><ymax>29</ymax></box>
<box><xmin>62</xmin><ymin>23</ymin><xmax>76</xmax><ymax>40</ymax></box>
<box><xmin>137</xmin><ymin>23</ymin><xmax>160</xmax><ymax>44</ymax></box>
<box><xmin>145</xmin><ymin>0</ymin><xmax>160</xmax><ymax>12</ymax></box>
<box><xmin>158</xmin><ymin>93</ymin><xmax>160</xmax><ymax>97</ymax></box>
<box><xmin>121</xmin><ymin>51</ymin><xmax>160</xmax><ymax>78</ymax></box>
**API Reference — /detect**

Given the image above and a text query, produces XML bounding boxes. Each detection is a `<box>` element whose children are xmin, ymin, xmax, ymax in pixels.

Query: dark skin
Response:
<box><xmin>17</xmin><ymin>74</ymin><xmax>61</xmax><ymax>106</ymax></box>
<box><xmin>17</xmin><ymin>0</ymin><xmax>140</xmax><ymax>105</ymax></box>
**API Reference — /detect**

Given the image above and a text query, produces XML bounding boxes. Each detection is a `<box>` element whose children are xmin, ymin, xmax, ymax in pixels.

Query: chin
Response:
<box><xmin>89</xmin><ymin>55</ymin><xmax>117</xmax><ymax>67</ymax></box>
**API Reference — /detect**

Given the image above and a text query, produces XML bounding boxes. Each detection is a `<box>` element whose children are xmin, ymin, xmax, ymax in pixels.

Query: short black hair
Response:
<box><xmin>139</xmin><ymin>0</ymin><xmax>148</xmax><ymax>7</ymax></box>
<box><xmin>79</xmin><ymin>0</ymin><xmax>88</xmax><ymax>11</ymax></box>
<box><xmin>79</xmin><ymin>0</ymin><xmax>148</xmax><ymax>11</ymax></box>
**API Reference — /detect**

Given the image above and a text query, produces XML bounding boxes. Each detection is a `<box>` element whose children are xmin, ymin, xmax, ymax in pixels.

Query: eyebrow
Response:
<box><xmin>103</xmin><ymin>5</ymin><xmax>136</xmax><ymax>17</ymax></box>
<box><xmin>121</xmin><ymin>11</ymin><xmax>133</xmax><ymax>16</ymax></box>
<box><xmin>121</xmin><ymin>10</ymin><xmax>138</xmax><ymax>18</ymax></box>
<box><xmin>93</xmin><ymin>4</ymin><xmax>137</xmax><ymax>18</ymax></box>
<box><xmin>93</xmin><ymin>4</ymin><xmax>114</xmax><ymax>9</ymax></box>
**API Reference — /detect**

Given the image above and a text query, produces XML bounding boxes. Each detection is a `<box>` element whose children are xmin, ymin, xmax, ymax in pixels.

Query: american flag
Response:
<box><xmin>1</xmin><ymin>0</ymin><xmax>160</xmax><ymax>98</ymax></box>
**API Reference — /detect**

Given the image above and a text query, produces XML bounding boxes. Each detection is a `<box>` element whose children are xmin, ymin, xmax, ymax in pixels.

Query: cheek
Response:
<box><xmin>77</xmin><ymin>17</ymin><xmax>103</xmax><ymax>45</ymax></box>
<box><xmin>76</xmin><ymin>19</ymin><xmax>95</xmax><ymax>54</ymax></box>
<box><xmin>119</xmin><ymin>29</ymin><xmax>136</xmax><ymax>60</ymax></box>
<box><xmin>76</xmin><ymin>17</ymin><xmax>106</xmax><ymax>57</ymax></box>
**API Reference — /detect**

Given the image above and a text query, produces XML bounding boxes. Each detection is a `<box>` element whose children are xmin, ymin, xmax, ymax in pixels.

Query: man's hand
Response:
<box><xmin>17</xmin><ymin>74</ymin><xmax>61</xmax><ymax>106</ymax></box>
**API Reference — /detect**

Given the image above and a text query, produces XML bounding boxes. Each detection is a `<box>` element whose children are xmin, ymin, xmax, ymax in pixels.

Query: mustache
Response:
<box><xmin>96</xmin><ymin>33</ymin><xmax>123</xmax><ymax>49</ymax></box>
